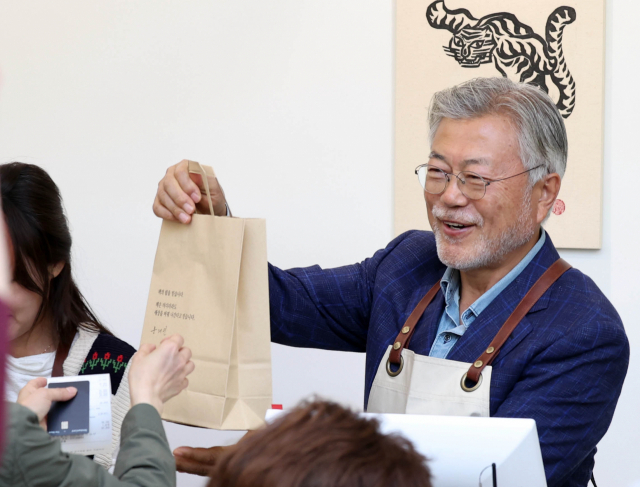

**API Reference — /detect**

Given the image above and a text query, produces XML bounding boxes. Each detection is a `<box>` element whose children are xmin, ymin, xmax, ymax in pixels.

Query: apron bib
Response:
<box><xmin>367</xmin><ymin>258</ymin><xmax>571</xmax><ymax>417</ymax></box>
<box><xmin>368</xmin><ymin>346</ymin><xmax>492</xmax><ymax>416</ymax></box>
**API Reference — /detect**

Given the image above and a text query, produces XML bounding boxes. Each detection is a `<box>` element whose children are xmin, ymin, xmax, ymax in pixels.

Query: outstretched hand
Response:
<box><xmin>153</xmin><ymin>159</ymin><xmax>228</xmax><ymax>223</ymax></box>
<box><xmin>173</xmin><ymin>429</ymin><xmax>257</xmax><ymax>476</ymax></box>
<box><xmin>17</xmin><ymin>377</ymin><xmax>77</xmax><ymax>429</ymax></box>
<box><xmin>128</xmin><ymin>334</ymin><xmax>195</xmax><ymax>415</ymax></box>
<box><xmin>173</xmin><ymin>446</ymin><xmax>227</xmax><ymax>476</ymax></box>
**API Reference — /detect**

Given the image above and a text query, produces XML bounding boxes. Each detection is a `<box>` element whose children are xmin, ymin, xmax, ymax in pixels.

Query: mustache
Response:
<box><xmin>431</xmin><ymin>204</ymin><xmax>483</xmax><ymax>227</ymax></box>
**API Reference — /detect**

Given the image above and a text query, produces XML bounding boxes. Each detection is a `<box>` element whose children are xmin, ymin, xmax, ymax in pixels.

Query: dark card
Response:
<box><xmin>47</xmin><ymin>381</ymin><xmax>90</xmax><ymax>436</ymax></box>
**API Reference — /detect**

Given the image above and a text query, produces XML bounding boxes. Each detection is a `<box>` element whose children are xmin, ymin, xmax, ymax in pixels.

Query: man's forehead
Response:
<box><xmin>430</xmin><ymin>116</ymin><xmax>521</xmax><ymax>167</ymax></box>
<box><xmin>429</xmin><ymin>151</ymin><xmax>491</xmax><ymax>167</ymax></box>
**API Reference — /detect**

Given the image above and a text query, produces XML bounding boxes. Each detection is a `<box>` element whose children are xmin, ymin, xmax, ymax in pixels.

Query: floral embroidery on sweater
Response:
<box><xmin>79</xmin><ymin>333</ymin><xmax>136</xmax><ymax>395</ymax></box>
<box><xmin>81</xmin><ymin>351</ymin><xmax>129</xmax><ymax>374</ymax></box>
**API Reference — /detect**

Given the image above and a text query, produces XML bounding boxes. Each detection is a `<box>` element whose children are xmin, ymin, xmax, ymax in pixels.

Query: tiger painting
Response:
<box><xmin>426</xmin><ymin>1</ymin><xmax>576</xmax><ymax>118</ymax></box>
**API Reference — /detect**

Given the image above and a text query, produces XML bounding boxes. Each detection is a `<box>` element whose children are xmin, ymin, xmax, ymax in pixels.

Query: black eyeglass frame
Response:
<box><xmin>414</xmin><ymin>163</ymin><xmax>544</xmax><ymax>200</ymax></box>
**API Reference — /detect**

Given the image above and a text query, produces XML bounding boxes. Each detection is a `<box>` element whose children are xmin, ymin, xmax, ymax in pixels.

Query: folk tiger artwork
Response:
<box><xmin>394</xmin><ymin>0</ymin><xmax>606</xmax><ymax>249</ymax></box>
<box><xmin>426</xmin><ymin>0</ymin><xmax>576</xmax><ymax>118</ymax></box>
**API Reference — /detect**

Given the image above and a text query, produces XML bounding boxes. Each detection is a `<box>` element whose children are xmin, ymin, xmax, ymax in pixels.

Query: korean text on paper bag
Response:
<box><xmin>141</xmin><ymin>161</ymin><xmax>272</xmax><ymax>430</ymax></box>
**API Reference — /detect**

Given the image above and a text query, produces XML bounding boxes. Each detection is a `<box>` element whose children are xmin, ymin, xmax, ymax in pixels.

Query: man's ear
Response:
<box><xmin>536</xmin><ymin>173</ymin><xmax>561</xmax><ymax>224</ymax></box>
<box><xmin>49</xmin><ymin>262</ymin><xmax>65</xmax><ymax>279</ymax></box>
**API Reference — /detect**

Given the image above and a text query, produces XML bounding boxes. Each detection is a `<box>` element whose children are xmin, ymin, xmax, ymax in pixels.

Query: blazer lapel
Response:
<box><xmin>397</xmin><ymin>271</ymin><xmax>447</xmax><ymax>357</ymax></box>
<box><xmin>425</xmin><ymin>291</ymin><xmax>446</xmax><ymax>349</ymax></box>
<box><xmin>402</xmin><ymin>282</ymin><xmax>446</xmax><ymax>356</ymax></box>
<box><xmin>447</xmin><ymin>234</ymin><xmax>561</xmax><ymax>364</ymax></box>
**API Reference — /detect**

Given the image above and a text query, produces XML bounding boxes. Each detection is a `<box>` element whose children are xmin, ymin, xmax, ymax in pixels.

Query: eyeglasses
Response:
<box><xmin>414</xmin><ymin>164</ymin><xmax>543</xmax><ymax>200</ymax></box>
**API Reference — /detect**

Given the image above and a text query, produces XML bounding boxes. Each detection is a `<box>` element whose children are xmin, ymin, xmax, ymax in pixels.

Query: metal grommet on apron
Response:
<box><xmin>386</xmin><ymin>355</ymin><xmax>404</xmax><ymax>377</ymax></box>
<box><xmin>460</xmin><ymin>372</ymin><xmax>482</xmax><ymax>392</ymax></box>
<box><xmin>368</xmin><ymin>258</ymin><xmax>572</xmax><ymax>417</ymax></box>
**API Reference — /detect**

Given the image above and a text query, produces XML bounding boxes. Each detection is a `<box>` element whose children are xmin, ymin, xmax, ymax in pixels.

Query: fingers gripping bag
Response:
<box><xmin>141</xmin><ymin>161</ymin><xmax>272</xmax><ymax>430</ymax></box>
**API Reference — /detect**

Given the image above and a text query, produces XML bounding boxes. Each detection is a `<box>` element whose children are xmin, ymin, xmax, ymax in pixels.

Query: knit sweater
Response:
<box><xmin>63</xmin><ymin>328</ymin><xmax>136</xmax><ymax>469</ymax></box>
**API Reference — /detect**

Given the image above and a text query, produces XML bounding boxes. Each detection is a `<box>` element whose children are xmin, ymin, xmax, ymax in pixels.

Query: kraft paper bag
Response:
<box><xmin>141</xmin><ymin>161</ymin><xmax>272</xmax><ymax>430</ymax></box>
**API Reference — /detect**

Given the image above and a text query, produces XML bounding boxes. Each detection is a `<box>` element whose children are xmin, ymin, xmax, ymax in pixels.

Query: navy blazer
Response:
<box><xmin>269</xmin><ymin>231</ymin><xmax>629</xmax><ymax>487</ymax></box>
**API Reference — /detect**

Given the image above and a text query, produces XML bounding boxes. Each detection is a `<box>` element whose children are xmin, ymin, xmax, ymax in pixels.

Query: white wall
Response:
<box><xmin>0</xmin><ymin>1</ymin><xmax>636</xmax><ymax>486</ymax></box>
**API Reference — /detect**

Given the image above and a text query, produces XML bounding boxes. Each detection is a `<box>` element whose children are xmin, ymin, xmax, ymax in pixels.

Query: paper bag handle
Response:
<box><xmin>187</xmin><ymin>160</ymin><xmax>215</xmax><ymax>216</ymax></box>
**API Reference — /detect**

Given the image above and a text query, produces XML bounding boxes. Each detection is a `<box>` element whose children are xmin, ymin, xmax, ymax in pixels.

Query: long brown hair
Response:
<box><xmin>208</xmin><ymin>399</ymin><xmax>432</xmax><ymax>487</ymax></box>
<box><xmin>0</xmin><ymin>162</ymin><xmax>111</xmax><ymax>348</ymax></box>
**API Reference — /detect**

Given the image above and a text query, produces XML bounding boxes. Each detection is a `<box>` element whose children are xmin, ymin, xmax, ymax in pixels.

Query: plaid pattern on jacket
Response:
<box><xmin>269</xmin><ymin>230</ymin><xmax>629</xmax><ymax>487</ymax></box>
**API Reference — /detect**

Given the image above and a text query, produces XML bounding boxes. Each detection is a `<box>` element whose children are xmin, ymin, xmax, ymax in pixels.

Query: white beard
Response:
<box><xmin>431</xmin><ymin>188</ymin><xmax>536</xmax><ymax>271</ymax></box>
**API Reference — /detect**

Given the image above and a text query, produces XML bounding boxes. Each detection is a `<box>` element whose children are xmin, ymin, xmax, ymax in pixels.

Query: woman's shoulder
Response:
<box><xmin>89</xmin><ymin>332</ymin><xmax>137</xmax><ymax>357</ymax></box>
<box><xmin>78</xmin><ymin>331</ymin><xmax>137</xmax><ymax>395</ymax></box>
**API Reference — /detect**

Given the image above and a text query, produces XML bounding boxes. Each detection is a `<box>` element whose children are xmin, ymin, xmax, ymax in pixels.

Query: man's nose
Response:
<box><xmin>439</xmin><ymin>176</ymin><xmax>468</xmax><ymax>207</ymax></box>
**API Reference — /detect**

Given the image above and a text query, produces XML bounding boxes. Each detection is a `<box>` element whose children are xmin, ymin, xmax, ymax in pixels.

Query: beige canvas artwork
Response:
<box><xmin>394</xmin><ymin>0</ymin><xmax>605</xmax><ymax>249</ymax></box>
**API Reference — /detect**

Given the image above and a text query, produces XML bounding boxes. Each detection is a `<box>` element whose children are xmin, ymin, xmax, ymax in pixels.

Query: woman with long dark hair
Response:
<box><xmin>1</xmin><ymin>162</ymin><xmax>136</xmax><ymax>469</ymax></box>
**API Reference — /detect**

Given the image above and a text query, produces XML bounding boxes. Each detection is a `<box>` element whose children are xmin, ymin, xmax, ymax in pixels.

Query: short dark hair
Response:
<box><xmin>0</xmin><ymin>162</ymin><xmax>111</xmax><ymax>348</ymax></box>
<box><xmin>208</xmin><ymin>399</ymin><xmax>432</xmax><ymax>487</ymax></box>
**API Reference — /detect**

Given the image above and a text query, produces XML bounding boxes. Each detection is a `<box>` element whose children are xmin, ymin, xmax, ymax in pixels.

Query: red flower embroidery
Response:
<box><xmin>104</xmin><ymin>352</ymin><xmax>111</xmax><ymax>360</ymax></box>
<box><xmin>92</xmin><ymin>352</ymin><xmax>98</xmax><ymax>360</ymax></box>
<box><xmin>117</xmin><ymin>355</ymin><xmax>123</xmax><ymax>363</ymax></box>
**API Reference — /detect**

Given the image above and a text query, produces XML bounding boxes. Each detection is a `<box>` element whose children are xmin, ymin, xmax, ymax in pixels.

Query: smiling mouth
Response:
<box><xmin>443</xmin><ymin>221</ymin><xmax>472</xmax><ymax>230</ymax></box>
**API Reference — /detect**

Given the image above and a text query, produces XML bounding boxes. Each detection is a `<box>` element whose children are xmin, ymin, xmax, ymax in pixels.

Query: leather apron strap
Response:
<box><xmin>389</xmin><ymin>281</ymin><xmax>441</xmax><ymax>366</ymax></box>
<box><xmin>465</xmin><ymin>258</ymin><xmax>571</xmax><ymax>384</ymax></box>
<box><xmin>387</xmin><ymin>258</ymin><xmax>572</xmax><ymax>384</ymax></box>
<box><xmin>52</xmin><ymin>340</ymin><xmax>71</xmax><ymax>378</ymax></box>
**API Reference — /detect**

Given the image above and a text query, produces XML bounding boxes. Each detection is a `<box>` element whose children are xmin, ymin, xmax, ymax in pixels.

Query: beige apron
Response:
<box><xmin>367</xmin><ymin>259</ymin><xmax>571</xmax><ymax>417</ymax></box>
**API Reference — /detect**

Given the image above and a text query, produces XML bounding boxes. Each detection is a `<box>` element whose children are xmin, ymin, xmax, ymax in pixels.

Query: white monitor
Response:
<box><xmin>265</xmin><ymin>410</ymin><xmax>547</xmax><ymax>487</ymax></box>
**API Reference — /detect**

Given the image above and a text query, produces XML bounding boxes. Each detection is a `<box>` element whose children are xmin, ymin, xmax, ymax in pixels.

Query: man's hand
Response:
<box><xmin>128</xmin><ymin>334</ymin><xmax>195</xmax><ymax>415</ymax></box>
<box><xmin>173</xmin><ymin>446</ymin><xmax>227</xmax><ymax>476</ymax></box>
<box><xmin>173</xmin><ymin>429</ymin><xmax>256</xmax><ymax>476</ymax></box>
<box><xmin>17</xmin><ymin>377</ymin><xmax>77</xmax><ymax>429</ymax></box>
<box><xmin>153</xmin><ymin>159</ymin><xmax>228</xmax><ymax>223</ymax></box>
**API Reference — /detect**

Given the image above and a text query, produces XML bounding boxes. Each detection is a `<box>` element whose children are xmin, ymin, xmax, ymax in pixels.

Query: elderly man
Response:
<box><xmin>153</xmin><ymin>77</ymin><xmax>628</xmax><ymax>487</ymax></box>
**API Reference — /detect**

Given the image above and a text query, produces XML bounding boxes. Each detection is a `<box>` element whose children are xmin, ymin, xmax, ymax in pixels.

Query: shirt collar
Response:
<box><xmin>439</xmin><ymin>229</ymin><xmax>547</xmax><ymax>325</ymax></box>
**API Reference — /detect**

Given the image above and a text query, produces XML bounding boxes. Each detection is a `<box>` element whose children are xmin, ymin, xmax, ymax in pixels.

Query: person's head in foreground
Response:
<box><xmin>421</xmin><ymin>76</ymin><xmax>566</xmax><ymax>272</ymax></box>
<box><xmin>207</xmin><ymin>400</ymin><xmax>432</xmax><ymax>487</ymax></box>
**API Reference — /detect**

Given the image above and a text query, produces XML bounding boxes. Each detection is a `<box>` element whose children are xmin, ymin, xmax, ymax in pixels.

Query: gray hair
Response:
<box><xmin>428</xmin><ymin>77</ymin><xmax>568</xmax><ymax>185</ymax></box>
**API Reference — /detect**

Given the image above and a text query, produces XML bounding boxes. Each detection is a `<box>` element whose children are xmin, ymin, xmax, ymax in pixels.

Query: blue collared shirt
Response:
<box><xmin>429</xmin><ymin>230</ymin><xmax>547</xmax><ymax>359</ymax></box>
